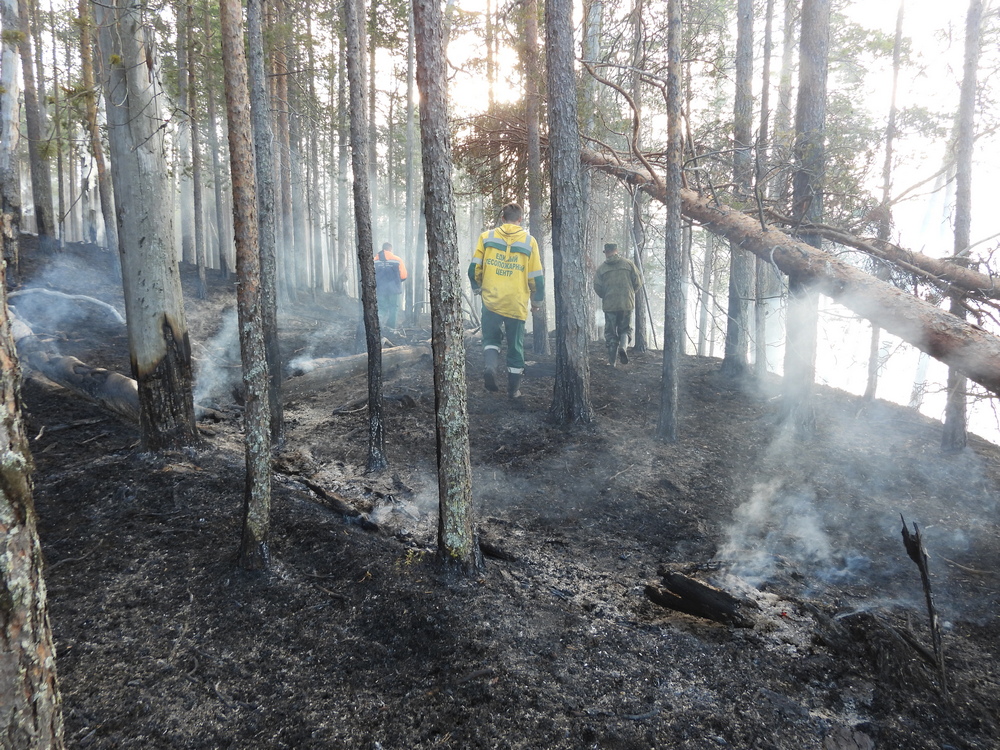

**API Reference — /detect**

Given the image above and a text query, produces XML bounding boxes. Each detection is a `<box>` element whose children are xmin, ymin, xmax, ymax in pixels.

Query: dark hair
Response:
<box><xmin>500</xmin><ymin>203</ymin><xmax>523</xmax><ymax>223</ymax></box>
<box><xmin>381</xmin><ymin>242</ymin><xmax>392</xmax><ymax>251</ymax></box>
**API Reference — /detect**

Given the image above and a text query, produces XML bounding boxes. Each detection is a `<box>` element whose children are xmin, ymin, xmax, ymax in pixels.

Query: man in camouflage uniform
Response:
<box><xmin>594</xmin><ymin>242</ymin><xmax>643</xmax><ymax>367</ymax></box>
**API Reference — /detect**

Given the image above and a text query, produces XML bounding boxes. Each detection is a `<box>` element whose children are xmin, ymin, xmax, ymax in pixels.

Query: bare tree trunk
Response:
<box><xmin>942</xmin><ymin>0</ymin><xmax>984</xmax><ymax>453</ymax></box>
<box><xmin>722</xmin><ymin>0</ymin><xmax>753</xmax><ymax>379</ymax></box>
<box><xmin>1</xmin><ymin>0</ymin><xmax>23</xmax><ymax>275</ymax></box>
<box><xmin>82</xmin><ymin>0</ymin><xmax>109</xmax><ymax>254</ymax></box>
<box><xmin>697</xmin><ymin>232</ymin><xmax>714</xmax><ymax>357</ymax></box>
<box><xmin>96</xmin><ymin>0</ymin><xmax>199</xmax><ymax>451</ymax></box>
<box><xmin>345</xmin><ymin>0</ymin><xmax>387</xmax><ymax>473</ymax></box>
<box><xmin>188</xmin><ymin>1</ymin><xmax>206</xmax><ymax>299</ymax></box>
<box><xmin>205</xmin><ymin>15</ymin><xmax>231</xmax><ymax>278</ymax></box>
<box><xmin>219</xmin><ymin>0</ymin><xmax>273</xmax><ymax>571</ymax></box>
<box><xmin>524</xmin><ymin>0</ymin><xmax>548</xmax><ymax>355</ymax></box>
<box><xmin>404</xmin><ymin>6</ymin><xmax>417</xmax><ymax>320</ymax></box>
<box><xmin>657</xmin><ymin>0</ymin><xmax>683</xmax><ymax>442</ymax></box>
<box><xmin>17</xmin><ymin>0</ymin><xmax>55</xmax><ymax>249</ymax></box>
<box><xmin>177</xmin><ymin>4</ymin><xmax>194</xmax><ymax>266</ymax></box>
<box><xmin>273</xmin><ymin>7</ymin><xmax>295</xmax><ymax>302</ymax></box>
<box><xmin>782</xmin><ymin>0</ymin><xmax>830</xmax><ymax>431</ymax></box>
<box><xmin>413</xmin><ymin>0</ymin><xmax>479</xmax><ymax>572</ymax></box>
<box><xmin>865</xmin><ymin>0</ymin><xmax>904</xmax><ymax>402</ymax></box>
<box><xmin>546</xmin><ymin>0</ymin><xmax>592</xmax><ymax>424</ymax></box>
<box><xmin>336</xmin><ymin>32</ymin><xmax>351</xmax><ymax>296</ymax></box>
<box><xmin>248</xmin><ymin>0</ymin><xmax>283</xmax><ymax>442</ymax></box>
<box><xmin>0</xmin><ymin>272</ymin><xmax>65</xmax><ymax>748</ymax></box>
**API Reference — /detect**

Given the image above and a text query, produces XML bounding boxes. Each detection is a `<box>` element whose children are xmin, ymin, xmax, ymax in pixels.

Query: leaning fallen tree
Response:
<box><xmin>582</xmin><ymin>148</ymin><xmax>1000</xmax><ymax>396</ymax></box>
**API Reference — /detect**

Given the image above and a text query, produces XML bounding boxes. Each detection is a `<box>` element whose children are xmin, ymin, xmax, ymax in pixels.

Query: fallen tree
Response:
<box><xmin>282</xmin><ymin>345</ymin><xmax>431</xmax><ymax>401</ymax></box>
<box><xmin>11</xmin><ymin>316</ymin><xmax>140</xmax><ymax>423</ymax></box>
<box><xmin>582</xmin><ymin>148</ymin><xmax>1000</xmax><ymax>396</ymax></box>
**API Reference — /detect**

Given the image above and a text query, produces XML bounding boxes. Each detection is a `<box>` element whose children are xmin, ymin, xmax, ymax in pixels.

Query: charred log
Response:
<box><xmin>283</xmin><ymin>345</ymin><xmax>431</xmax><ymax>401</ymax></box>
<box><xmin>645</xmin><ymin>571</ymin><xmax>757</xmax><ymax>628</ymax></box>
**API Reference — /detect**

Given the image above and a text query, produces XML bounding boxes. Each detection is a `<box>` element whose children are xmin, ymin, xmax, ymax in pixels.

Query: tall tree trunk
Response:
<box><xmin>657</xmin><ymin>0</ymin><xmax>683</xmax><ymax>442</ymax></box>
<box><xmin>722</xmin><ymin>0</ymin><xmax>753</xmax><ymax>379</ymax></box>
<box><xmin>48</xmin><ymin>0</ymin><xmax>65</xmax><ymax>245</ymax></box>
<box><xmin>188</xmin><ymin>0</ymin><xmax>206</xmax><ymax>298</ymax></box>
<box><xmin>413</xmin><ymin>0</ymin><xmax>479</xmax><ymax>572</ymax></box>
<box><xmin>346</xmin><ymin>0</ymin><xmax>387</xmax><ymax>473</ymax></box>
<box><xmin>96</xmin><ymin>0</ymin><xmax>199</xmax><ymax>451</ymax></box>
<box><xmin>219</xmin><ymin>0</ymin><xmax>273</xmax><ymax>571</ymax></box>
<box><xmin>865</xmin><ymin>0</ymin><xmax>904</xmax><ymax>402</ymax></box>
<box><xmin>248</xmin><ymin>0</ymin><xmax>284</xmax><ymax>441</ymax></box>
<box><xmin>942</xmin><ymin>0</ymin><xmax>983</xmax><ymax>453</ymax></box>
<box><xmin>782</xmin><ymin>0</ymin><xmax>830</xmax><ymax>431</ymax></box>
<box><xmin>629</xmin><ymin>0</ymin><xmax>650</xmax><ymax>353</ymax></box>
<box><xmin>273</xmin><ymin>6</ymin><xmax>295</xmax><ymax>301</ymax></box>
<box><xmin>205</xmin><ymin>0</ymin><xmax>230</xmax><ymax>278</ymax></box>
<box><xmin>775</xmin><ymin>0</ymin><xmax>798</xmax><ymax>213</ymax></box>
<box><xmin>524</xmin><ymin>0</ymin><xmax>548</xmax><ymax>355</ymax></box>
<box><xmin>366</xmin><ymin>0</ymin><xmax>378</xmax><ymax>226</ymax></box>
<box><xmin>0</xmin><ymin>265</ymin><xmax>65</xmax><ymax>747</ymax></box>
<box><xmin>403</xmin><ymin>5</ymin><xmax>418</xmax><ymax>321</ymax></box>
<box><xmin>697</xmin><ymin>232</ymin><xmax>714</xmax><ymax>356</ymax></box>
<box><xmin>1</xmin><ymin>0</ymin><xmax>23</xmax><ymax>275</ymax></box>
<box><xmin>580</xmin><ymin>0</ymin><xmax>603</xmax><ymax>343</ymax></box>
<box><xmin>546</xmin><ymin>0</ymin><xmax>592</xmax><ymax>424</ymax></box>
<box><xmin>754</xmin><ymin>0</ymin><xmax>778</xmax><ymax>378</ymax></box>
<box><xmin>17</xmin><ymin>0</ymin><xmax>55</xmax><ymax>249</ymax></box>
<box><xmin>336</xmin><ymin>30</ymin><xmax>351</xmax><ymax>296</ymax></box>
<box><xmin>176</xmin><ymin>3</ymin><xmax>194</xmax><ymax>266</ymax></box>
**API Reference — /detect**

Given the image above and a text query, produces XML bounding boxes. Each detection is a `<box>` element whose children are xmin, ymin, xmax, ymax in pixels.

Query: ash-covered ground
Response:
<box><xmin>13</xmin><ymin>241</ymin><xmax>1000</xmax><ymax>749</ymax></box>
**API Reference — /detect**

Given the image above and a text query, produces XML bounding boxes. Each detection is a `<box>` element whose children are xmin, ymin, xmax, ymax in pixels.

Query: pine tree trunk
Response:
<box><xmin>942</xmin><ymin>0</ymin><xmax>983</xmax><ymax>453</ymax></box>
<box><xmin>0</xmin><ymin>218</ymin><xmax>65</xmax><ymax>750</ymax></box>
<box><xmin>413</xmin><ymin>0</ymin><xmax>479</xmax><ymax>571</ymax></box>
<box><xmin>219</xmin><ymin>0</ymin><xmax>273</xmax><ymax>571</ymax></box>
<box><xmin>96</xmin><ymin>0</ymin><xmax>199</xmax><ymax>451</ymax></box>
<box><xmin>657</xmin><ymin>0</ymin><xmax>683</xmax><ymax>442</ymax></box>
<box><xmin>721</xmin><ymin>0</ymin><xmax>753</xmax><ymax>379</ymax></box>
<box><xmin>345</xmin><ymin>0</ymin><xmax>387</xmax><ymax>473</ymax></box>
<box><xmin>17</xmin><ymin>0</ymin><xmax>55</xmax><ymax>249</ymax></box>
<box><xmin>524</xmin><ymin>0</ymin><xmax>548</xmax><ymax>355</ymax></box>
<box><xmin>248</xmin><ymin>0</ymin><xmax>284</xmax><ymax>441</ymax></box>
<box><xmin>1</xmin><ymin>0</ymin><xmax>22</xmax><ymax>275</ymax></box>
<box><xmin>546</xmin><ymin>0</ymin><xmax>592</xmax><ymax>424</ymax></box>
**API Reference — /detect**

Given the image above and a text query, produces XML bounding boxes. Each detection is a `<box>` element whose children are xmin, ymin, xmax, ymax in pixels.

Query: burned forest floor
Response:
<box><xmin>10</xmin><ymin>240</ymin><xmax>1000</xmax><ymax>750</ymax></box>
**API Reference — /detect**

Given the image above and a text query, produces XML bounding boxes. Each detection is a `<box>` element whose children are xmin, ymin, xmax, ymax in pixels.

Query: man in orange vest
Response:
<box><xmin>374</xmin><ymin>242</ymin><xmax>408</xmax><ymax>331</ymax></box>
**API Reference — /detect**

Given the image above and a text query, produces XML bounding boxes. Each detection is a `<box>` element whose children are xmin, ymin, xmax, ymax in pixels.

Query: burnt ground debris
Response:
<box><xmin>11</xmin><ymin>240</ymin><xmax>1000</xmax><ymax>749</ymax></box>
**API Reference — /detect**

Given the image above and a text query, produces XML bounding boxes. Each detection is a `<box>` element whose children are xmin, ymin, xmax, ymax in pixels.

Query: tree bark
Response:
<box><xmin>17</xmin><ymin>0</ymin><xmax>55</xmax><ymax>250</ymax></box>
<box><xmin>721</xmin><ymin>0</ymin><xmax>753</xmax><ymax>380</ymax></box>
<box><xmin>219</xmin><ymin>0</ymin><xmax>273</xmax><ymax>571</ymax></box>
<box><xmin>77</xmin><ymin>0</ymin><xmax>119</xmax><ymax>259</ymax></box>
<box><xmin>247</xmin><ymin>0</ymin><xmax>284</xmax><ymax>441</ymax></box>
<box><xmin>546</xmin><ymin>0</ymin><xmax>592</xmax><ymax>425</ymax></box>
<box><xmin>524</xmin><ymin>0</ymin><xmax>548</xmax><ymax>355</ymax></box>
<box><xmin>1</xmin><ymin>0</ymin><xmax>22</xmax><ymax>276</ymax></box>
<box><xmin>413</xmin><ymin>0</ymin><xmax>480</xmax><ymax>572</ymax></box>
<box><xmin>942</xmin><ymin>0</ymin><xmax>984</xmax><ymax>453</ymax></box>
<box><xmin>345</xmin><ymin>0</ymin><xmax>387</xmax><ymax>473</ymax></box>
<box><xmin>0</xmin><ymin>247</ymin><xmax>65</xmax><ymax>749</ymax></box>
<box><xmin>656</xmin><ymin>0</ymin><xmax>683</xmax><ymax>442</ymax></box>
<box><xmin>96</xmin><ymin>0</ymin><xmax>199</xmax><ymax>451</ymax></box>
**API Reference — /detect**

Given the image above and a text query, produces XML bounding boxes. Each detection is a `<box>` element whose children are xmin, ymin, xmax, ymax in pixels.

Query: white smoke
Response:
<box><xmin>193</xmin><ymin>307</ymin><xmax>240</xmax><ymax>406</ymax></box>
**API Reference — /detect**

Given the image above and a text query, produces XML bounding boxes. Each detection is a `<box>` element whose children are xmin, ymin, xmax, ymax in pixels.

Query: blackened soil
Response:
<box><xmin>15</xmin><ymin>241</ymin><xmax>1000</xmax><ymax>749</ymax></box>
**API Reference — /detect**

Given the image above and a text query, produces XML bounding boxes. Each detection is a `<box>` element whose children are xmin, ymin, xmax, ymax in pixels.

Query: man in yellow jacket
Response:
<box><xmin>468</xmin><ymin>202</ymin><xmax>545</xmax><ymax>399</ymax></box>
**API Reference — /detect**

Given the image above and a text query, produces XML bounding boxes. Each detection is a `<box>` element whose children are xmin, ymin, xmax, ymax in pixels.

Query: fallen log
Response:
<box><xmin>12</xmin><ymin>316</ymin><xmax>140</xmax><ymax>423</ymax></box>
<box><xmin>582</xmin><ymin>149</ymin><xmax>1000</xmax><ymax>396</ymax></box>
<box><xmin>283</xmin><ymin>344</ymin><xmax>432</xmax><ymax>401</ymax></box>
<box><xmin>645</xmin><ymin>571</ymin><xmax>758</xmax><ymax>628</ymax></box>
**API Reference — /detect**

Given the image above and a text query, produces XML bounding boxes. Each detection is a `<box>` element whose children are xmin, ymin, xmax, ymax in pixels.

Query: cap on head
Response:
<box><xmin>604</xmin><ymin>243</ymin><xmax>618</xmax><ymax>254</ymax></box>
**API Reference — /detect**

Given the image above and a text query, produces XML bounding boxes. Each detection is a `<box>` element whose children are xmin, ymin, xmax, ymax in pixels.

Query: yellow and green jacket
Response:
<box><xmin>468</xmin><ymin>223</ymin><xmax>544</xmax><ymax>321</ymax></box>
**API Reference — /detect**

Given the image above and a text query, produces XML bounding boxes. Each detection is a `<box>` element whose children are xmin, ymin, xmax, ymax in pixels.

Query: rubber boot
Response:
<box><xmin>507</xmin><ymin>372</ymin><xmax>523</xmax><ymax>400</ymax></box>
<box><xmin>618</xmin><ymin>333</ymin><xmax>630</xmax><ymax>365</ymax></box>
<box><xmin>484</xmin><ymin>349</ymin><xmax>499</xmax><ymax>392</ymax></box>
<box><xmin>607</xmin><ymin>344</ymin><xmax>618</xmax><ymax>367</ymax></box>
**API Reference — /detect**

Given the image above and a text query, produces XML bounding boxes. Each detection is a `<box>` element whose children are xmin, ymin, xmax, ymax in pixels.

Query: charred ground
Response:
<box><xmin>12</xmin><ymin>241</ymin><xmax>1000</xmax><ymax>749</ymax></box>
